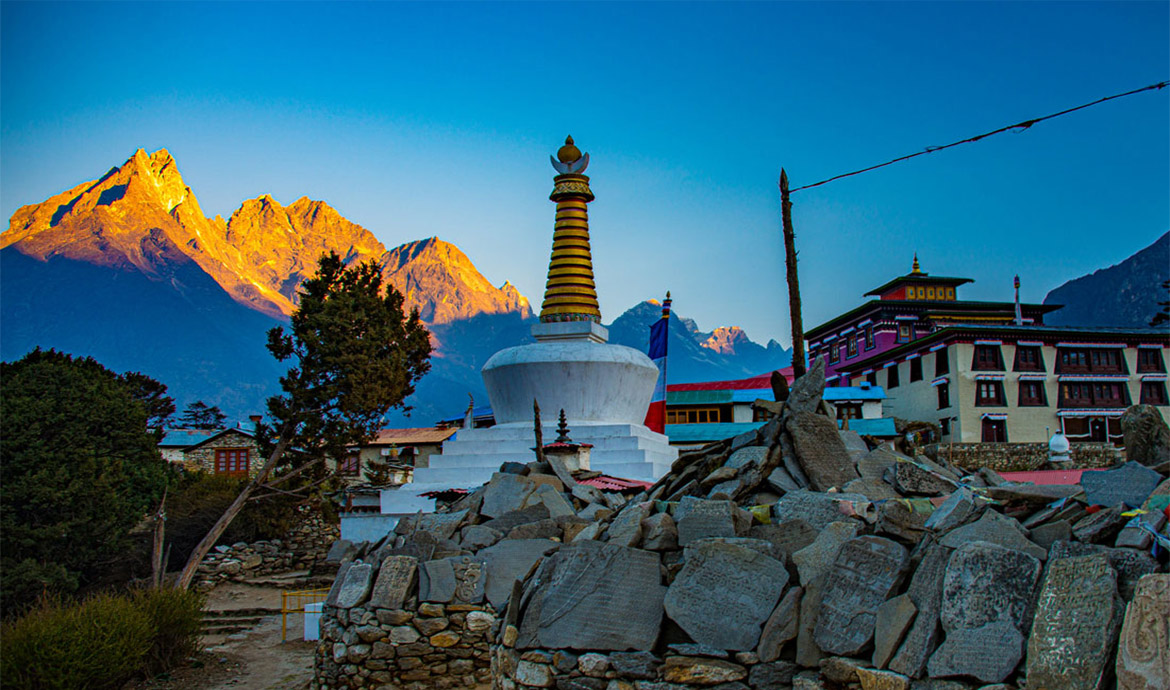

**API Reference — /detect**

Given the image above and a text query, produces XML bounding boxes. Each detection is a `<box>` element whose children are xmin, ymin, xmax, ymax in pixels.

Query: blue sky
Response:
<box><xmin>3</xmin><ymin>1</ymin><xmax>1167</xmax><ymax>345</ymax></box>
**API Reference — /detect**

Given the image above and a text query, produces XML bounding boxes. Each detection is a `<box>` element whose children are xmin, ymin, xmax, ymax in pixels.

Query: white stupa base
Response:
<box><xmin>413</xmin><ymin>422</ymin><xmax>677</xmax><ymax>487</ymax></box>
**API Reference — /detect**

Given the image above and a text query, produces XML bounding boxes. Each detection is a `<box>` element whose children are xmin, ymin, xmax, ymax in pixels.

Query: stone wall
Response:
<box><xmin>182</xmin><ymin>430</ymin><xmax>263</xmax><ymax>476</ymax></box>
<box><xmin>313</xmin><ymin>601</ymin><xmax>495</xmax><ymax>690</ymax></box>
<box><xmin>928</xmin><ymin>441</ymin><xmax>1122</xmax><ymax>472</ymax></box>
<box><xmin>194</xmin><ymin>504</ymin><xmax>338</xmax><ymax>590</ymax></box>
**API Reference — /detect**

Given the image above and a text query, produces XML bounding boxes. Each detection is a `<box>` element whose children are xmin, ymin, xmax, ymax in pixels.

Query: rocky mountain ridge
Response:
<box><xmin>2</xmin><ymin>148</ymin><xmax>786</xmax><ymax>421</ymax></box>
<box><xmin>1044</xmin><ymin>232</ymin><xmax>1169</xmax><ymax>329</ymax></box>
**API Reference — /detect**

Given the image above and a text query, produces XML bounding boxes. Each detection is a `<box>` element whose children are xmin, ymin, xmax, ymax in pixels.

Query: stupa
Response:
<box><xmin>405</xmin><ymin>136</ymin><xmax>678</xmax><ymax>491</ymax></box>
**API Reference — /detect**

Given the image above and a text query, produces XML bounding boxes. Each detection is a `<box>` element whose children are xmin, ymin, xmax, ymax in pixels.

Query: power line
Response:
<box><xmin>789</xmin><ymin>80</ymin><xmax>1169</xmax><ymax>193</ymax></box>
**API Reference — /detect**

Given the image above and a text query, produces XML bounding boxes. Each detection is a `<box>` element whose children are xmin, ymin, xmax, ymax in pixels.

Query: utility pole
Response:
<box><xmin>780</xmin><ymin>169</ymin><xmax>807</xmax><ymax>378</ymax></box>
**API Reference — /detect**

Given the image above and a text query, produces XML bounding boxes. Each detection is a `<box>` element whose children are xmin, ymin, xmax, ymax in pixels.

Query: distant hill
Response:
<box><xmin>1044</xmin><ymin>232</ymin><xmax>1170</xmax><ymax>328</ymax></box>
<box><xmin>2</xmin><ymin>148</ymin><xmax>789</xmax><ymax>425</ymax></box>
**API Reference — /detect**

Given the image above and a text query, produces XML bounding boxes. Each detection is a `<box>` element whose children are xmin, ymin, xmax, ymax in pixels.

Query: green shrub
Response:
<box><xmin>0</xmin><ymin>587</ymin><xmax>205</xmax><ymax>689</ymax></box>
<box><xmin>0</xmin><ymin>593</ymin><xmax>153</xmax><ymax>690</ymax></box>
<box><xmin>132</xmin><ymin>587</ymin><xmax>206</xmax><ymax>675</ymax></box>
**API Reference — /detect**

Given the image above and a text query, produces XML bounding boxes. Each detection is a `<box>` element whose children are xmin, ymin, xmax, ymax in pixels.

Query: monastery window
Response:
<box><xmin>937</xmin><ymin>383</ymin><xmax>950</xmax><ymax>409</ymax></box>
<box><xmin>934</xmin><ymin>348</ymin><xmax>949</xmax><ymax>376</ymax></box>
<box><xmin>1013</xmin><ymin>346</ymin><xmax>1046</xmax><ymax>372</ymax></box>
<box><xmin>836</xmin><ymin>403</ymin><xmax>862</xmax><ymax>421</ymax></box>
<box><xmin>864</xmin><ymin>326</ymin><xmax>875</xmax><ymax>350</ymax></box>
<box><xmin>1058</xmin><ymin>382</ymin><xmax>1129</xmax><ymax>408</ymax></box>
<box><xmin>866</xmin><ymin>371</ymin><xmax>878</xmax><ymax>386</ymax></box>
<box><xmin>975</xmin><ymin>381</ymin><xmax>1006</xmax><ymax>406</ymax></box>
<box><xmin>886</xmin><ymin>364</ymin><xmax>900</xmax><ymax>389</ymax></box>
<box><xmin>667</xmin><ymin>407</ymin><xmax>723</xmax><ymax>425</ymax></box>
<box><xmin>1018</xmin><ymin>381</ymin><xmax>1048</xmax><ymax>407</ymax></box>
<box><xmin>972</xmin><ymin>345</ymin><xmax>1004</xmax><ymax>371</ymax></box>
<box><xmin>897</xmin><ymin>324</ymin><xmax>912</xmax><ymax>343</ymax></box>
<box><xmin>1058</xmin><ymin>348</ymin><xmax>1125</xmax><ymax>374</ymax></box>
<box><xmin>926</xmin><ymin>287</ymin><xmax>936</xmax><ymax>300</ymax></box>
<box><xmin>946</xmin><ymin>288</ymin><xmax>955</xmax><ymax>299</ymax></box>
<box><xmin>1140</xmin><ymin>382</ymin><xmax>1168</xmax><ymax>406</ymax></box>
<box><xmin>909</xmin><ymin>358</ymin><xmax>923</xmax><ymax>382</ymax></box>
<box><xmin>827</xmin><ymin>339</ymin><xmax>839</xmax><ymax>364</ymax></box>
<box><xmin>847</xmin><ymin>336</ymin><xmax>858</xmax><ymax>358</ymax></box>
<box><xmin>214</xmin><ymin>448</ymin><xmax>250</xmax><ymax>477</ymax></box>
<box><xmin>1137</xmin><ymin>349</ymin><xmax>1166</xmax><ymax>373</ymax></box>
<box><xmin>939</xmin><ymin>417</ymin><xmax>951</xmax><ymax>435</ymax></box>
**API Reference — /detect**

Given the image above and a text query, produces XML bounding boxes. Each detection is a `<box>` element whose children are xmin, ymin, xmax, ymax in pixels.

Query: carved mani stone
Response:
<box><xmin>1115</xmin><ymin>574</ymin><xmax>1170</xmax><ymax>690</ymax></box>
<box><xmin>814</xmin><ymin>536</ymin><xmax>909</xmax><ymax>656</ymax></box>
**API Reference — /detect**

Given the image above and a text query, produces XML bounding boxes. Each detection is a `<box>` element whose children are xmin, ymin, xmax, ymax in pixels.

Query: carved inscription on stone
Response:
<box><xmin>518</xmin><ymin>541</ymin><xmax>665</xmax><ymax>652</ymax></box>
<box><xmin>1026</xmin><ymin>554</ymin><xmax>1122</xmax><ymax>690</ymax></box>
<box><xmin>451</xmin><ymin>556</ymin><xmax>485</xmax><ymax>605</ymax></box>
<box><xmin>926</xmin><ymin>620</ymin><xmax>1024</xmax><ymax>684</ymax></box>
<box><xmin>1115</xmin><ymin>574</ymin><xmax>1169</xmax><ymax>690</ymax></box>
<box><xmin>665</xmin><ymin>541</ymin><xmax>789</xmax><ymax>651</ymax></box>
<box><xmin>368</xmin><ymin>555</ymin><xmax>418</xmax><ymax>610</ymax></box>
<box><xmin>814</xmin><ymin>536</ymin><xmax>908</xmax><ymax>656</ymax></box>
<box><xmin>675</xmin><ymin>497</ymin><xmax>738</xmax><ymax>546</ymax></box>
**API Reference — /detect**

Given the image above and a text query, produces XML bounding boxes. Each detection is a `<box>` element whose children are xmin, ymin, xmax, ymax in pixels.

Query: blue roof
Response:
<box><xmin>838</xmin><ymin>417</ymin><xmax>898</xmax><ymax>437</ymax></box>
<box><xmin>436</xmin><ymin>406</ymin><xmax>494</xmax><ymax>425</ymax></box>
<box><xmin>824</xmin><ymin>386</ymin><xmax>886</xmax><ymax>402</ymax></box>
<box><xmin>665</xmin><ymin>422</ymin><xmax>765</xmax><ymax>443</ymax></box>
<box><xmin>159</xmin><ymin>429</ymin><xmax>218</xmax><ymax>447</ymax></box>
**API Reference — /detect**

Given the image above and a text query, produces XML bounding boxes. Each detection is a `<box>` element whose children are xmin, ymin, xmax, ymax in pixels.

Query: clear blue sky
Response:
<box><xmin>3</xmin><ymin>1</ymin><xmax>1167</xmax><ymax>346</ymax></box>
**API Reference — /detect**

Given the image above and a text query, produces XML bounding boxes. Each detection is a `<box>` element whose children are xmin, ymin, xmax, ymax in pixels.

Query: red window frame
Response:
<box><xmin>214</xmin><ymin>448</ymin><xmax>250</xmax><ymax>477</ymax></box>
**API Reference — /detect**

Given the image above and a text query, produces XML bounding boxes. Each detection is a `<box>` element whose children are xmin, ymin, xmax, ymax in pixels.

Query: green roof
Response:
<box><xmin>666</xmin><ymin>390</ymin><xmax>733</xmax><ymax>405</ymax></box>
<box><xmin>665</xmin><ymin>422</ymin><xmax>765</xmax><ymax>443</ymax></box>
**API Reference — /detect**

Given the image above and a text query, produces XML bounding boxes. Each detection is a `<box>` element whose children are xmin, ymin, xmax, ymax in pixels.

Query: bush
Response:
<box><xmin>0</xmin><ymin>593</ymin><xmax>153</xmax><ymax>690</ymax></box>
<box><xmin>132</xmin><ymin>588</ymin><xmax>206</xmax><ymax>676</ymax></box>
<box><xmin>0</xmin><ymin>588</ymin><xmax>205</xmax><ymax>689</ymax></box>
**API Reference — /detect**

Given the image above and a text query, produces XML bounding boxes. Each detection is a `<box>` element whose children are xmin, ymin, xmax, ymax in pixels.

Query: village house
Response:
<box><xmin>805</xmin><ymin>257</ymin><xmax>1170</xmax><ymax>445</ymax></box>
<box><xmin>159</xmin><ymin>423</ymin><xmax>263</xmax><ymax>477</ymax></box>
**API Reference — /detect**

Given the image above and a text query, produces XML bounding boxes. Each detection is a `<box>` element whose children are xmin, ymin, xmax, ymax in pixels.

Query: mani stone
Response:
<box><xmin>1115</xmin><ymin>574</ymin><xmax>1170</xmax><ymax>690</ymax></box>
<box><xmin>786</xmin><ymin>356</ymin><xmax>826</xmax><ymax>415</ymax></box>
<box><xmin>814</xmin><ymin>536</ymin><xmax>909</xmax><ymax>656</ymax></box>
<box><xmin>334</xmin><ymin>561</ymin><xmax>375</xmax><ymax>609</ymax></box>
<box><xmin>792</xmin><ymin>520</ymin><xmax>862</xmax><ymax>587</ymax></box>
<box><xmin>872</xmin><ymin>594</ymin><xmax>917</xmax><ymax>669</ymax></box>
<box><xmin>479</xmin><ymin>539</ymin><xmax>558</xmax><ymax>609</ymax></box>
<box><xmin>787</xmin><ymin>410</ymin><xmax>860</xmax><ymax>492</ymax></box>
<box><xmin>325</xmin><ymin>539</ymin><xmax>357</xmax><ymax>564</ymax></box>
<box><xmin>641</xmin><ymin>512</ymin><xmax>679</xmax><ymax>551</ymax></box>
<box><xmin>665</xmin><ymin>540</ymin><xmax>788</xmax><ymax>651</ymax></box>
<box><xmin>523</xmin><ymin>482</ymin><xmax>576</xmax><ymax>518</ymax></box>
<box><xmin>924</xmin><ymin>488</ymin><xmax>980</xmax><ymax>534</ymax></box>
<box><xmin>1115</xmin><ymin>508</ymin><xmax>1166</xmax><ymax>550</ymax></box>
<box><xmin>774</xmin><ymin>490</ymin><xmax>866</xmax><ymax>531</ymax></box>
<box><xmin>460</xmin><ymin>524</ymin><xmax>503</xmax><ymax>551</ymax></box>
<box><xmin>750</xmin><ymin>518</ymin><xmax>819</xmax><ymax>557</ymax></box>
<box><xmin>607</xmin><ymin>501</ymin><xmax>652</xmax><ymax>548</ymax></box>
<box><xmin>1049</xmin><ymin>540</ymin><xmax>1159</xmax><ymax>602</ymax></box>
<box><xmin>727</xmin><ymin>445</ymin><xmax>769</xmax><ymax>470</ymax></box>
<box><xmin>926</xmin><ymin>620</ymin><xmax>1024</xmax><ymax>684</ymax></box>
<box><xmin>940</xmin><ymin>541</ymin><xmax>1041</xmax><ymax>633</ymax></box>
<box><xmin>415</xmin><ymin>510</ymin><xmax>468</xmax><ymax>541</ymax></box>
<box><xmin>876</xmin><ymin>499</ymin><xmax>931</xmax><ymax>544</ymax></box>
<box><xmin>757</xmin><ymin>585</ymin><xmax>802</xmax><ymax>663</ymax></box>
<box><xmin>324</xmin><ymin>560</ymin><xmax>354</xmax><ymax>607</ymax></box>
<box><xmin>1072</xmin><ymin>505</ymin><xmax>1129</xmax><ymax>544</ymax></box>
<box><xmin>888</xmin><ymin>543</ymin><xmax>951</xmax><ymax>679</ymax></box>
<box><xmin>938</xmin><ymin>510</ymin><xmax>1046</xmax><ymax>561</ymax></box>
<box><xmin>368</xmin><ymin>555</ymin><xmax>418</xmax><ymax>610</ymax></box>
<box><xmin>1120</xmin><ymin>403</ymin><xmax>1170</xmax><ymax>467</ymax></box>
<box><xmin>419</xmin><ymin>556</ymin><xmax>486</xmax><ymax>604</ymax></box>
<box><xmin>1026</xmin><ymin>553</ymin><xmax>1123</xmax><ymax>690</ymax></box>
<box><xmin>518</xmin><ymin>540</ymin><xmax>665</xmax><ymax>651</ymax></box>
<box><xmin>481</xmin><ymin>473</ymin><xmax>538</xmax><ymax>518</ymax></box>
<box><xmin>1081</xmin><ymin>461</ymin><xmax>1162</xmax><ymax>508</ymax></box>
<box><xmin>675</xmin><ymin>497</ymin><xmax>742</xmax><ymax>546</ymax></box>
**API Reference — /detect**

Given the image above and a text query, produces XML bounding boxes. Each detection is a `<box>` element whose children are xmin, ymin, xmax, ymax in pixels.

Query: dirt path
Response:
<box><xmin>129</xmin><ymin>581</ymin><xmax>317</xmax><ymax>690</ymax></box>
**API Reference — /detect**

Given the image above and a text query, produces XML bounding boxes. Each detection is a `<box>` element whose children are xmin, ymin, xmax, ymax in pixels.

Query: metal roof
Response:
<box><xmin>837</xmin><ymin>417</ymin><xmax>897</xmax><ymax>437</ymax></box>
<box><xmin>824</xmin><ymin>386</ymin><xmax>886</xmax><ymax>402</ymax></box>
<box><xmin>158</xmin><ymin>429</ymin><xmax>218</xmax><ymax>447</ymax></box>
<box><xmin>578</xmin><ymin>475</ymin><xmax>653</xmax><ymax>491</ymax></box>
<box><xmin>370</xmin><ymin>427</ymin><xmax>458</xmax><ymax>446</ymax></box>
<box><xmin>665</xmin><ymin>422</ymin><xmax>765</xmax><ymax>443</ymax></box>
<box><xmin>667</xmin><ymin>389</ymin><xmax>734</xmax><ymax>405</ymax></box>
<box><xmin>435</xmin><ymin>406</ymin><xmax>495</xmax><ymax>425</ymax></box>
<box><xmin>999</xmin><ymin>469</ymin><xmax>1105</xmax><ymax>486</ymax></box>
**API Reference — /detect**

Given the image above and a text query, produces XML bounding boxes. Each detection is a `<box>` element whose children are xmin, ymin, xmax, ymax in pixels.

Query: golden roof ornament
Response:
<box><xmin>540</xmin><ymin>136</ymin><xmax>601</xmax><ymax>323</ymax></box>
<box><xmin>911</xmin><ymin>252</ymin><xmax>922</xmax><ymax>275</ymax></box>
<box><xmin>551</xmin><ymin>135</ymin><xmax>589</xmax><ymax>174</ymax></box>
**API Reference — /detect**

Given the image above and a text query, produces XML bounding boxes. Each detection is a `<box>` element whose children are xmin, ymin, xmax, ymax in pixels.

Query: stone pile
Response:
<box><xmin>313</xmin><ymin>452</ymin><xmax>636</xmax><ymax>689</ymax></box>
<box><xmin>194</xmin><ymin>504</ymin><xmax>339</xmax><ymax>590</ymax></box>
<box><xmin>492</xmin><ymin>359</ymin><xmax>1169</xmax><ymax>690</ymax></box>
<box><xmin>313</xmin><ymin>359</ymin><xmax>1169</xmax><ymax>690</ymax></box>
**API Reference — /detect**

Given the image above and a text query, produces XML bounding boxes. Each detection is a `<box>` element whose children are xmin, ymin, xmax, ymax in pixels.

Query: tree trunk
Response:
<box><xmin>150</xmin><ymin>490</ymin><xmax>167</xmax><ymax>588</ymax></box>
<box><xmin>175</xmin><ymin>434</ymin><xmax>294</xmax><ymax>590</ymax></box>
<box><xmin>780</xmin><ymin>169</ymin><xmax>807</xmax><ymax>378</ymax></box>
<box><xmin>533</xmin><ymin>399</ymin><xmax>546</xmax><ymax>464</ymax></box>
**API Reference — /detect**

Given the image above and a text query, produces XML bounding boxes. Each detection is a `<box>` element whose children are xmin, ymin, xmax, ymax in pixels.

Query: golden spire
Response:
<box><xmin>540</xmin><ymin>136</ymin><xmax>601</xmax><ymax>323</ymax></box>
<box><xmin>911</xmin><ymin>252</ymin><xmax>922</xmax><ymax>275</ymax></box>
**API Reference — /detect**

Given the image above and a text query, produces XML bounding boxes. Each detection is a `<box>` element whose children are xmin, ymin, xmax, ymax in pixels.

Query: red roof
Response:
<box><xmin>578</xmin><ymin>474</ymin><xmax>653</xmax><ymax>491</ymax></box>
<box><xmin>669</xmin><ymin>367</ymin><xmax>794</xmax><ymax>392</ymax></box>
<box><xmin>999</xmin><ymin>468</ymin><xmax>1105</xmax><ymax>486</ymax></box>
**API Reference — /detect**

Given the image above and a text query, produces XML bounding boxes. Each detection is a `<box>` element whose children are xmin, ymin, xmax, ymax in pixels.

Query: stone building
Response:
<box><xmin>159</xmin><ymin>425</ymin><xmax>262</xmax><ymax>477</ymax></box>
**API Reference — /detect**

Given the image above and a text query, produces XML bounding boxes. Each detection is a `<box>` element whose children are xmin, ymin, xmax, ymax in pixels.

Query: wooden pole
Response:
<box><xmin>533</xmin><ymin>399</ymin><xmax>546</xmax><ymax>464</ymax></box>
<box><xmin>150</xmin><ymin>488</ymin><xmax>167</xmax><ymax>588</ymax></box>
<box><xmin>780</xmin><ymin>169</ymin><xmax>807</xmax><ymax>378</ymax></box>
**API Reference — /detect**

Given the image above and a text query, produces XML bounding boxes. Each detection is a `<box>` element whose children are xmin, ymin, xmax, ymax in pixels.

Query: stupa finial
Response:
<box><xmin>540</xmin><ymin>137</ymin><xmax>601</xmax><ymax>323</ymax></box>
<box><xmin>911</xmin><ymin>252</ymin><xmax>922</xmax><ymax>274</ymax></box>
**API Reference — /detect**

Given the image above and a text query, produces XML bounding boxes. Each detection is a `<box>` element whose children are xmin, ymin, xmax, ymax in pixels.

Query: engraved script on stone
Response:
<box><xmin>675</xmin><ymin>497</ymin><xmax>739</xmax><ymax>546</ymax></box>
<box><xmin>1115</xmin><ymin>574</ymin><xmax>1169</xmax><ymax>690</ymax></box>
<box><xmin>814</xmin><ymin>536</ymin><xmax>908</xmax><ymax>656</ymax></box>
<box><xmin>368</xmin><ymin>555</ymin><xmax>418</xmax><ymax>610</ymax></box>
<box><xmin>1026</xmin><ymin>554</ymin><xmax>1122</xmax><ymax>690</ymax></box>
<box><xmin>664</xmin><ymin>541</ymin><xmax>789</xmax><ymax>651</ymax></box>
